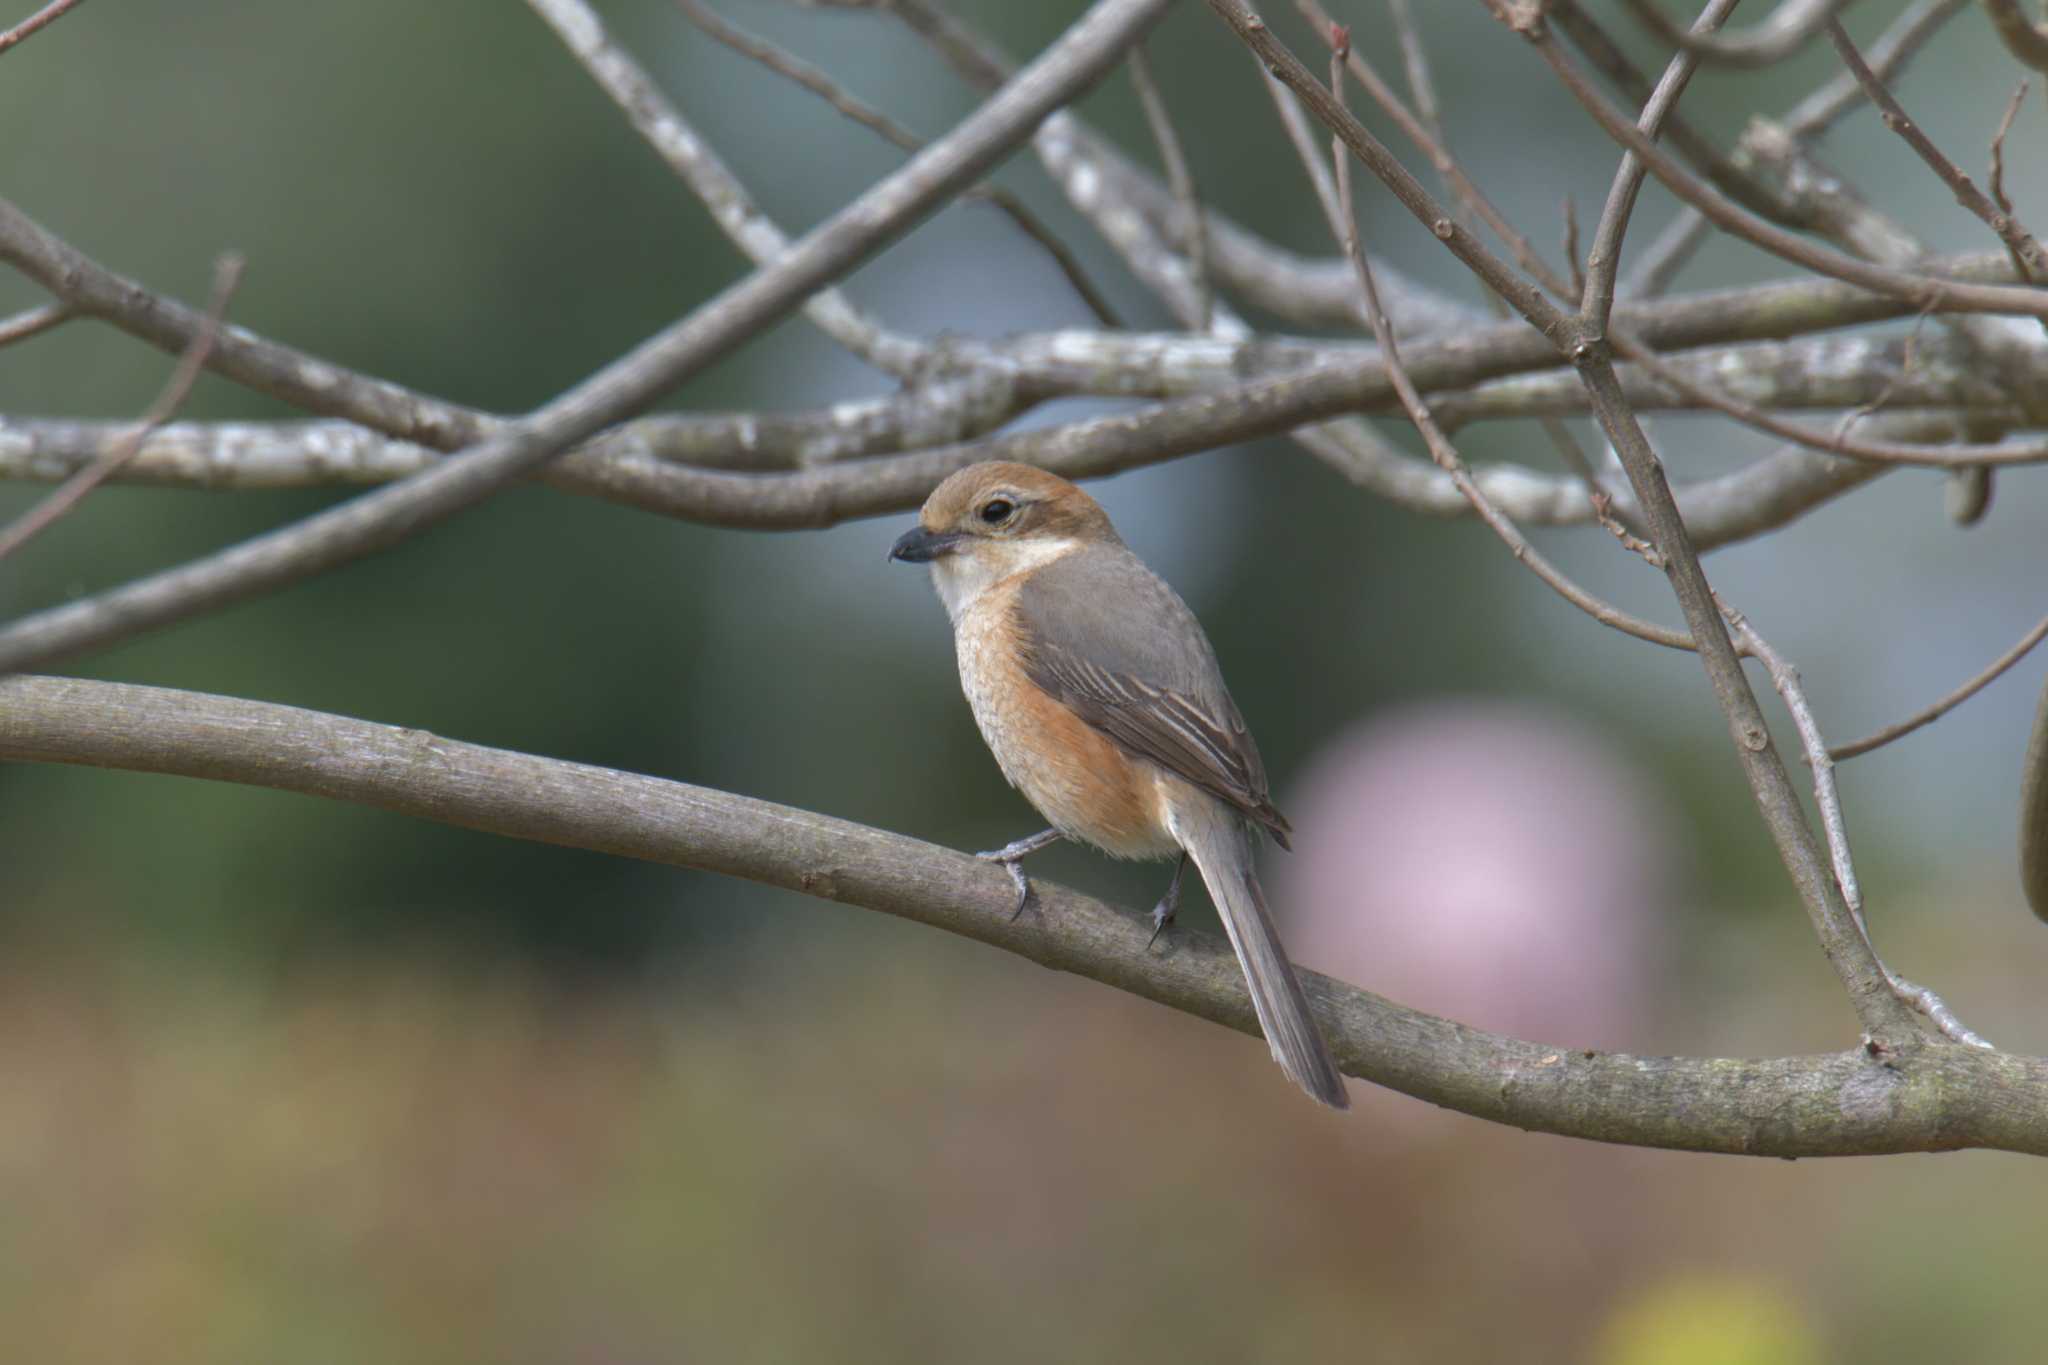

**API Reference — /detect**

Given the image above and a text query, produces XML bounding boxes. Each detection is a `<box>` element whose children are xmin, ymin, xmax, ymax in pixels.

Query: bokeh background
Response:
<box><xmin>3</xmin><ymin>1</ymin><xmax>2046</xmax><ymax>1359</ymax></box>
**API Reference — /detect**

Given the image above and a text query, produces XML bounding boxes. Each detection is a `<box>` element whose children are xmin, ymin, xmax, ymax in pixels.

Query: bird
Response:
<box><xmin>889</xmin><ymin>461</ymin><xmax>1348</xmax><ymax>1109</ymax></box>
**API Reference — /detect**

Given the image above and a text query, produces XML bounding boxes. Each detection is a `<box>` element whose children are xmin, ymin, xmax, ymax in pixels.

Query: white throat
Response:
<box><xmin>930</xmin><ymin>536</ymin><xmax>1081</xmax><ymax>624</ymax></box>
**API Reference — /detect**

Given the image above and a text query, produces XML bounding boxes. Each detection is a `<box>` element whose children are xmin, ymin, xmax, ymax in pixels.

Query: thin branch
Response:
<box><xmin>1499</xmin><ymin>2</ymin><xmax>2048</xmax><ymax>323</ymax></box>
<box><xmin>0</xmin><ymin>0</ymin><xmax>1176</xmax><ymax>676</ymax></box>
<box><xmin>1722</xmin><ymin>606</ymin><xmax>1993</xmax><ymax>1049</ymax></box>
<box><xmin>1320</xmin><ymin>0</ymin><xmax>1605</xmax><ymax>499</ymax></box>
<box><xmin>1729</xmin><ymin>100</ymin><xmax>2048</xmax><ymax>513</ymax></box>
<box><xmin>1206</xmin><ymin>0</ymin><xmax>1572</xmax><ymax>347</ymax></box>
<box><xmin>1985</xmin><ymin>0</ymin><xmax>2048</xmax><ymax>73</ymax></box>
<box><xmin>1603</xmin><ymin>328</ymin><xmax>2048</xmax><ymax>469</ymax></box>
<box><xmin>2022</xmin><ymin>670</ymin><xmax>2048</xmax><ymax>923</ymax></box>
<box><xmin>0</xmin><ymin>255</ymin><xmax>243</xmax><ymax>564</ymax></box>
<box><xmin>1546</xmin><ymin>0</ymin><xmax>1809</xmax><ymax>227</ymax></box>
<box><xmin>3</xmin><ymin>674</ymin><xmax>2044</xmax><ymax>1156</ymax></box>
<box><xmin>0</xmin><ymin>0</ymin><xmax>82</xmax><ymax>56</ymax></box>
<box><xmin>1574</xmin><ymin>350</ymin><xmax>1921</xmax><ymax>1042</ymax></box>
<box><xmin>1783</xmin><ymin>0</ymin><xmax>1970</xmax><ymax>137</ymax></box>
<box><xmin>1295</xmin><ymin>0</ymin><xmax>1576</xmax><ymax>301</ymax></box>
<box><xmin>0</xmin><ymin>195</ymin><xmax>485</xmax><ymax>448</ymax></box>
<box><xmin>527</xmin><ymin>0</ymin><xmax>923</xmax><ymax>374</ymax></box>
<box><xmin>1722</xmin><ymin>607</ymin><xmax>1863</xmax><ymax>918</ymax></box>
<box><xmin>672</xmin><ymin>0</ymin><xmax>1124</xmax><ymax>329</ymax></box>
<box><xmin>1825</xmin><ymin>19</ymin><xmax>2046</xmax><ymax>282</ymax></box>
<box><xmin>1128</xmin><ymin>43</ymin><xmax>1213</xmax><ymax>331</ymax></box>
<box><xmin>1989</xmin><ymin>80</ymin><xmax>2030</xmax><ymax>289</ymax></box>
<box><xmin>0</xmin><ymin>301</ymin><xmax>71</xmax><ymax>348</ymax></box>
<box><xmin>1305</xmin><ymin>26</ymin><xmax>1689</xmax><ymax>652</ymax></box>
<box><xmin>1579</xmin><ymin>0</ymin><xmax>1742</xmax><ymax>332</ymax></box>
<box><xmin>1831</xmin><ymin>609</ymin><xmax>2048</xmax><ymax>760</ymax></box>
<box><xmin>1385</xmin><ymin>0</ymin><xmax>1439</xmax><ymax>130</ymax></box>
<box><xmin>1620</xmin><ymin>0</ymin><xmax>1854</xmax><ymax>68</ymax></box>
<box><xmin>1618</xmin><ymin>208</ymin><xmax>1710</xmax><ymax>298</ymax></box>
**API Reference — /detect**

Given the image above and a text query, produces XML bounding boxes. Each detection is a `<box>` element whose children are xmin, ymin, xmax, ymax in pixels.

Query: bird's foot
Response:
<box><xmin>1146</xmin><ymin>852</ymin><xmax>1188</xmax><ymax>949</ymax></box>
<box><xmin>976</xmin><ymin>828</ymin><xmax>1063</xmax><ymax>921</ymax></box>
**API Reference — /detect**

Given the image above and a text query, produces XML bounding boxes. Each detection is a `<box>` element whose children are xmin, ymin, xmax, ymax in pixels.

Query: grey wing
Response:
<box><xmin>1013</xmin><ymin>546</ymin><xmax>1292</xmax><ymax>846</ymax></box>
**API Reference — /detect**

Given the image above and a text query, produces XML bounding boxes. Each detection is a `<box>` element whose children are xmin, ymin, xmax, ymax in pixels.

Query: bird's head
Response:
<box><xmin>888</xmin><ymin>462</ymin><xmax>1120</xmax><ymax>619</ymax></box>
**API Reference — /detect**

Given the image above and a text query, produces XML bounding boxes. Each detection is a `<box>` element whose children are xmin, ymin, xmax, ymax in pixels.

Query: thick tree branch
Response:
<box><xmin>0</xmin><ymin>406</ymin><xmax>1949</xmax><ymax>552</ymax></box>
<box><xmin>4</xmin><ymin>169</ymin><xmax>2031</xmax><ymax>468</ymax></box>
<box><xmin>1</xmin><ymin>674</ymin><xmax>2041</xmax><ymax>1156</ymax></box>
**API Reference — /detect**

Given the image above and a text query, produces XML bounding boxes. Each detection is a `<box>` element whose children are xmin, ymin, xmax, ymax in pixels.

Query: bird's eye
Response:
<box><xmin>978</xmin><ymin>498</ymin><xmax>1016</xmax><ymax>525</ymax></box>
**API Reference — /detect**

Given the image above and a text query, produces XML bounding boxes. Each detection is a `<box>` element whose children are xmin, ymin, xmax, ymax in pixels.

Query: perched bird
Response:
<box><xmin>889</xmin><ymin>462</ymin><xmax>1347</xmax><ymax>1108</ymax></box>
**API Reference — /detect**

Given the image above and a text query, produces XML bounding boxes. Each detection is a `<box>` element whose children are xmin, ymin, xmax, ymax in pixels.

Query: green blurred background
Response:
<box><xmin>2</xmin><ymin>1</ymin><xmax>2044</xmax><ymax>1359</ymax></box>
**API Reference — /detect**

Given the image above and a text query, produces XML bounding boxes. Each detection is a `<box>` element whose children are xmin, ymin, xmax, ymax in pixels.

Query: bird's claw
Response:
<box><xmin>975</xmin><ymin>850</ymin><xmax>1036</xmax><ymax>920</ymax></box>
<box><xmin>1145</xmin><ymin>896</ymin><xmax>1175</xmax><ymax>949</ymax></box>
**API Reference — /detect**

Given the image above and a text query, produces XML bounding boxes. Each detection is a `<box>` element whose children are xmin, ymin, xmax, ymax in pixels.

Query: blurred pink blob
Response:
<box><xmin>1276</xmin><ymin>699</ymin><xmax>1678</xmax><ymax>1073</ymax></box>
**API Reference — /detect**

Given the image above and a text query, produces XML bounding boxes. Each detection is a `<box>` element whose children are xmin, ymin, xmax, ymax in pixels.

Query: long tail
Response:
<box><xmin>1171</xmin><ymin>801</ymin><xmax>1348</xmax><ymax>1109</ymax></box>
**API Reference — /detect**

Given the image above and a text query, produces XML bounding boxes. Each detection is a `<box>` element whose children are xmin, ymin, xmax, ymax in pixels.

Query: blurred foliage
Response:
<box><xmin>0</xmin><ymin>901</ymin><xmax>2040</xmax><ymax>1362</ymax></box>
<box><xmin>1</xmin><ymin>0</ymin><xmax>2047</xmax><ymax>1355</ymax></box>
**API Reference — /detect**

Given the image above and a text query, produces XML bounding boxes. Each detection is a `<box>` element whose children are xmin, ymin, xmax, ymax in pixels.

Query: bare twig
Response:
<box><xmin>1783</xmin><ymin>0</ymin><xmax>1970</xmax><ymax>138</ymax></box>
<box><xmin>0</xmin><ymin>255</ymin><xmax>243</xmax><ymax>564</ymax></box>
<box><xmin>1128</xmin><ymin>43</ymin><xmax>1212</xmax><ymax>331</ymax></box>
<box><xmin>1831</xmin><ymin>610</ymin><xmax>2048</xmax><ymax>760</ymax></box>
<box><xmin>527</xmin><ymin>0</ymin><xmax>924</xmax><ymax>374</ymax></box>
<box><xmin>1385</xmin><ymin>0</ymin><xmax>1439</xmax><ymax>129</ymax></box>
<box><xmin>0</xmin><ymin>302</ymin><xmax>71</xmax><ymax>348</ymax></box>
<box><xmin>1579</xmin><ymin>0</ymin><xmax>1742</xmax><ymax>330</ymax></box>
<box><xmin>6</xmin><ymin>674</ymin><xmax>2047</xmax><ymax>1155</ymax></box>
<box><xmin>1825</xmin><ymin>19</ymin><xmax>2045</xmax><ymax>282</ymax></box>
<box><xmin>1295</xmin><ymin>0</ymin><xmax>1576</xmax><ymax>301</ymax></box>
<box><xmin>1619</xmin><ymin>209</ymin><xmax>1711</xmax><ymax>298</ymax></box>
<box><xmin>1562</xmin><ymin>196</ymin><xmax>1586</xmax><ymax>303</ymax></box>
<box><xmin>1722</xmin><ymin>606</ymin><xmax>1862</xmax><ymax>917</ymax></box>
<box><xmin>1733</xmin><ymin>605</ymin><xmax>1990</xmax><ymax>1047</ymax></box>
<box><xmin>2022</xmin><ymin>669</ymin><xmax>2048</xmax><ymax>922</ymax></box>
<box><xmin>1988</xmin><ymin>79</ymin><xmax>2034</xmax><ymax>287</ymax></box>
<box><xmin>672</xmin><ymin>0</ymin><xmax>1124</xmax><ymax>328</ymax></box>
<box><xmin>0</xmin><ymin>0</ymin><xmax>83</xmax><ymax>56</ymax></box>
<box><xmin>1208</xmin><ymin>0</ymin><xmax>1572</xmax><ymax>345</ymax></box>
<box><xmin>1574</xmin><ymin>350</ymin><xmax>1922</xmax><ymax>1040</ymax></box>
<box><xmin>1546</xmin><ymin>0</ymin><xmax>1809</xmax><ymax>226</ymax></box>
<box><xmin>1620</xmin><ymin>0</ymin><xmax>1854</xmax><ymax>68</ymax></box>
<box><xmin>1515</xmin><ymin>1</ymin><xmax>2048</xmax><ymax>322</ymax></box>
<box><xmin>1985</xmin><ymin>0</ymin><xmax>2048</xmax><ymax>73</ymax></box>
<box><xmin>1305</xmin><ymin>25</ymin><xmax>1690</xmax><ymax>653</ymax></box>
<box><xmin>1989</xmin><ymin>81</ymin><xmax>2028</xmax><ymax>222</ymax></box>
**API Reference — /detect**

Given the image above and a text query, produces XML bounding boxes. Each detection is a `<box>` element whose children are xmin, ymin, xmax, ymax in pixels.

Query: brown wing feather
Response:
<box><xmin>1013</xmin><ymin>553</ymin><xmax>1291</xmax><ymax>846</ymax></box>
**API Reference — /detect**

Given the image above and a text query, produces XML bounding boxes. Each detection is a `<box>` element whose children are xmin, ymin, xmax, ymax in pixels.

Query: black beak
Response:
<box><xmin>888</xmin><ymin>526</ymin><xmax>961</xmax><ymax>563</ymax></box>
